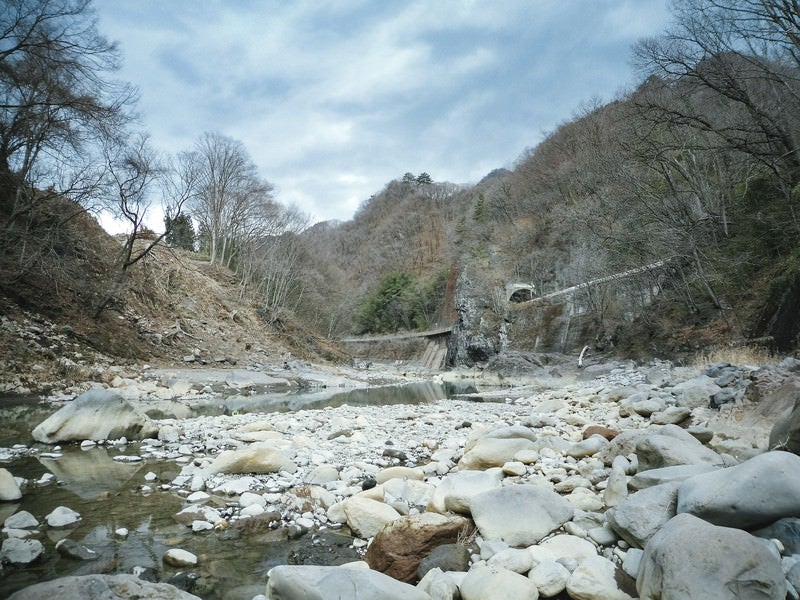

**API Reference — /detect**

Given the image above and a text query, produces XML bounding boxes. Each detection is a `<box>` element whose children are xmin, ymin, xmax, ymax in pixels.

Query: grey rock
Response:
<box><xmin>769</xmin><ymin>384</ymin><xmax>800</xmax><ymax>453</ymax></box>
<box><xmin>0</xmin><ymin>468</ymin><xmax>22</xmax><ymax>501</ymax></box>
<box><xmin>637</xmin><ymin>513</ymin><xmax>785</xmax><ymax>600</ymax></box>
<box><xmin>460</xmin><ymin>564</ymin><xmax>540</xmax><ymax>600</ymax></box>
<box><xmin>677</xmin><ymin>451</ymin><xmax>800</xmax><ymax>529</ymax></box>
<box><xmin>266</xmin><ymin>564</ymin><xmax>430</xmax><ymax>599</ymax></box>
<box><xmin>1</xmin><ymin>538</ymin><xmax>43</xmax><ymax>565</ymax></box>
<box><xmin>45</xmin><ymin>506</ymin><xmax>81</xmax><ymax>528</ymax></box>
<box><xmin>470</xmin><ymin>484</ymin><xmax>573</xmax><ymax>547</ymax></box>
<box><xmin>56</xmin><ymin>538</ymin><xmax>99</xmax><ymax>560</ymax></box>
<box><xmin>628</xmin><ymin>464</ymin><xmax>720</xmax><ymax>491</ymax></box>
<box><xmin>752</xmin><ymin>517</ymin><xmax>800</xmax><ymax>555</ymax></box>
<box><xmin>3</xmin><ymin>510</ymin><xmax>38</xmax><ymax>529</ymax></box>
<box><xmin>635</xmin><ymin>425</ymin><xmax>723</xmax><ymax>471</ymax></box>
<box><xmin>606</xmin><ymin>481</ymin><xmax>681</xmax><ymax>548</ymax></box>
<box><xmin>650</xmin><ymin>406</ymin><xmax>691</xmax><ymax>425</ymax></box>
<box><xmin>671</xmin><ymin>375</ymin><xmax>722</xmax><ymax>408</ymax></box>
<box><xmin>32</xmin><ymin>389</ymin><xmax>158</xmax><ymax>443</ymax></box>
<box><xmin>417</xmin><ymin>543</ymin><xmax>471</xmax><ymax>580</ymax></box>
<box><xmin>7</xmin><ymin>574</ymin><xmax>201</xmax><ymax>599</ymax></box>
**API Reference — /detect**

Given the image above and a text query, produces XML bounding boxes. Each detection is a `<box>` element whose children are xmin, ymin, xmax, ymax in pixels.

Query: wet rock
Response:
<box><xmin>56</xmin><ymin>538</ymin><xmax>99</xmax><ymax>560</ymax></box>
<box><xmin>8</xmin><ymin>574</ymin><xmax>202</xmax><ymax>599</ymax></box>
<box><xmin>32</xmin><ymin>389</ymin><xmax>158</xmax><ymax>443</ymax></box>
<box><xmin>45</xmin><ymin>506</ymin><xmax>81</xmax><ymax>528</ymax></box>
<box><xmin>4</xmin><ymin>510</ymin><xmax>38</xmax><ymax>530</ymax></box>
<box><xmin>677</xmin><ymin>450</ymin><xmax>800</xmax><ymax>529</ymax></box>
<box><xmin>1</xmin><ymin>538</ymin><xmax>43</xmax><ymax>565</ymax></box>
<box><xmin>266</xmin><ymin>564</ymin><xmax>430</xmax><ymax>600</ymax></box>
<box><xmin>163</xmin><ymin>548</ymin><xmax>198</xmax><ymax>568</ymax></box>
<box><xmin>470</xmin><ymin>484</ymin><xmax>573</xmax><ymax>547</ymax></box>
<box><xmin>0</xmin><ymin>468</ymin><xmax>22</xmax><ymax>501</ymax></box>
<box><xmin>366</xmin><ymin>512</ymin><xmax>470</xmax><ymax>583</ymax></box>
<box><xmin>637</xmin><ymin>513</ymin><xmax>785</xmax><ymax>600</ymax></box>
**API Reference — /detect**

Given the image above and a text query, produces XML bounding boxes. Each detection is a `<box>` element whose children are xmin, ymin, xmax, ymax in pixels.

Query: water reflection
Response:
<box><xmin>38</xmin><ymin>447</ymin><xmax>143</xmax><ymax>500</ymax></box>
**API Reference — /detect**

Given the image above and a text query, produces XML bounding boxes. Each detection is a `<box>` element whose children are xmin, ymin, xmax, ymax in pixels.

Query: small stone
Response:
<box><xmin>45</xmin><ymin>506</ymin><xmax>81</xmax><ymax>528</ymax></box>
<box><xmin>163</xmin><ymin>548</ymin><xmax>198</xmax><ymax>567</ymax></box>
<box><xmin>4</xmin><ymin>511</ymin><xmax>38</xmax><ymax>530</ymax></box>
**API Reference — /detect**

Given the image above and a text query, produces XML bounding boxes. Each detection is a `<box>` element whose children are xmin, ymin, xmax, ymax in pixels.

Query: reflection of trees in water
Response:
<box><xmin>39</xmin><ymin>447</ymin><xmax>143</xmax><ymax>500</ymax></box>
<box><xmin>185</xmin><ymin>381</ymin><xmax>478</xmax><ymax>417</ymax></box>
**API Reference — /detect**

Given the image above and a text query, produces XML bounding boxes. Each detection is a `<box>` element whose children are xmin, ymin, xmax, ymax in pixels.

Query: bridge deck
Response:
<box><xmin>340</xmin><ymin>326</ymin><xmax>453</xmax><ymax>343</ymax></box>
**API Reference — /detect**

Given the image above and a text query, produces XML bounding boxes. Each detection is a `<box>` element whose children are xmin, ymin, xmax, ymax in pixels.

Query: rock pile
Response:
<box><xmin>3</xmin><ymin>358</ymin><xmax>800</xmax><ymax>599</ymax></box>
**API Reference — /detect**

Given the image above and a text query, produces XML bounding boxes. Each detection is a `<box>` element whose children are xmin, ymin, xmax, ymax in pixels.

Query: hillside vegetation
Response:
<box><xmin>1</xmin><ymin>0</ymin><xmax>799</xmax><ymax>382</ymax></box>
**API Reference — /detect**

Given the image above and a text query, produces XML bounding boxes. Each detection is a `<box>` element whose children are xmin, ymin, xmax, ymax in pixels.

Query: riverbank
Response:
<box><xmin>2</xmin><ymin>356</ymin><xmax>799</xmax><ymax>599</ymax></box>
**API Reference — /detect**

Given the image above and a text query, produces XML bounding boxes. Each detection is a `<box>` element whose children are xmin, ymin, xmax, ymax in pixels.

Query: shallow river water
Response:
<box><xmin>0</xmin><ymin>382</ymin><xmax>475</xmax><ymax>599</ymax></box>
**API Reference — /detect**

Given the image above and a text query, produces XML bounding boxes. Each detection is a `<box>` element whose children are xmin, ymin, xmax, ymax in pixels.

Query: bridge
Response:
<box><xmin>340</xmin><ymin>327</ymin><xmax>453</xmax><ymax>370</ymax></box>
<box><xmin>507</xmin><ymin>260</ymin><xmax>670</xmax><ymax>309</ymax></box>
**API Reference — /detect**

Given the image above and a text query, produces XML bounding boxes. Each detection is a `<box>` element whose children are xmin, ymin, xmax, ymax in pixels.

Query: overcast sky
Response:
<box><xmin>94</xmin><ymin>0</ymin><xmax>671</xmax><ymax>226</ymax></box>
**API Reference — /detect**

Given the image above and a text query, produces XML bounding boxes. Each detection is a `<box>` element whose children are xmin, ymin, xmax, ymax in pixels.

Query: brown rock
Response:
<box><xmin>365</xmin><ymin>512</ymin><xmax>472</xmax><ymax>583</ymax></box>
<box><xmin>583</xmin><ymin>425</ymin><xmax>619</xmax><ymax>441</ymax></box>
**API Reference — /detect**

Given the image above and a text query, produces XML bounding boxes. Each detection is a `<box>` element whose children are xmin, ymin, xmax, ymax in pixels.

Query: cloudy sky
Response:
<box><xmin>94</xmin><ymin>0</ymin><xmax>671</xmax><ymax>226</ymax></box>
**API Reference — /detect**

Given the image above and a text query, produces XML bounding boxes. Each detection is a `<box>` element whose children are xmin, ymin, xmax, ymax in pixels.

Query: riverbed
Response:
<box><xmin>0</xmin><ymin>380</ymin><xmax>484</xmax><ymax>599</ymax></box>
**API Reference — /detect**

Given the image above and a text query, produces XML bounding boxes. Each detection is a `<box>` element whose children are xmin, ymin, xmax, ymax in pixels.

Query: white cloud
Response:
<box><xmin>94</xmin><ymin>0</ymin><xmax>671</xmax><ymax>225</ymax></box>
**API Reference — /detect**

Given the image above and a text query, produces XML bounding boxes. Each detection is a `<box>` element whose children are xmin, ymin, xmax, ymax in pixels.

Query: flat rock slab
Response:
<box><xmin>470</xmin><ymin>484</ymin><xmax>573</xmax><ymax>547</ymax></box>
<box><xmin>266</xmin><ymin>564</ymin><xmax>430</xmax><ymax>599</ymax></box>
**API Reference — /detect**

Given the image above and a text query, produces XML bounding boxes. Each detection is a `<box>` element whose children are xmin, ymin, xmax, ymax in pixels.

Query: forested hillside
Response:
<box><xmin>1</xmin><ymin>0</ymin><xmax>799</xmax><ymax>373</ymax></box>
<box><xmin>295</xmin><ymin>0</ymin><xmax>800</xmax><ymax>361</ymax></box>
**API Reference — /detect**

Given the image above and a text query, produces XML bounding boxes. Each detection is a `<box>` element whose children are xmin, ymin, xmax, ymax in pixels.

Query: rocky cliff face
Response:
<box><xmin>446</xmin><ymin>267</ymin><xmax>504</xmax><ymax>367</ymax></box>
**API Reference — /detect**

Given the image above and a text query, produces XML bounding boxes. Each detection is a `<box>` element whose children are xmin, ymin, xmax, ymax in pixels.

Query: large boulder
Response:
<box><xmin>637</xmin><ymin>513</ymin><xmax>785</xmax><ymax>600</ymax></box>
<box><xmin>635</xmin><ymin>425</ymin><xmax>723</xmax><ymax>471</ymax></box>
<box><xmin>459</xmin><ymin>437</ymin><xmax>538</xmax><ymax>470</ymax></box>
<box><xmin>605</xmin><ymin>481</ymin><xmax>681</xmax><ymax>548</ymax></box>
<box><xmin>342</xmin><ymin>497</ymin><xmax>401</xmax><ymax>539</ymax></box>
<box><xmin>677</xmin><ymin>450</ymin><xmax>800</xmax><ymax>529</ymax></box>
<box><xmin>428</xmin><ymin>468</ymin><xmax>504</xmax><ymax>514</ymax></box>
<box><xmin>470</xmin><ymin>484</ymin><xmax>573</xmax><ymax>547</ymax></box>
<box><xmin>204</xmin><ymin>442</ymin><xmax>297</xmax><ymax>475</ymax></box>
<box><xmin>460</xmin><ymin>564</ymin><xmax>540</xmax><ymax>600</ymax></box>
<box><xmin>32</xmin><ymin>390</ymin><xmax>158</xmax><ymax>443</ymax></box>
<box><xmin>751</xmin><ymin>517</ymin><xmax>800</xmax><ymax>555</ymax></box>
<box><xmin>670</xmin><ymin>375</ymin><xmax>722</xmax><ymax>408</ymax></box>
<box><xmin>266</xmin><ymin>564</ymin><xmax>430</xmax><ymax>600</ymax></box>
<box><xmin>0</xmin><ymin>468</ymin><xmax>22</xmax><ymax>501</ymax></box>
<box><xmin>7</xmin><ymin>574</ymin><xmax>201</xmax><ymax>599</ymax></box>
<box><xmin>768</xmin><ymin>382</ymin><xmax>800</xmax><ymax>453</ymax></box>
<box><xmin>365</xmin><ymin>512</ymin><xmax>471</xmax><ymax>583</ymax></box>
<box><xmin>566</xmin><ymin>555</ymin><xmax>632</xmax><ymax>600</ymax></box>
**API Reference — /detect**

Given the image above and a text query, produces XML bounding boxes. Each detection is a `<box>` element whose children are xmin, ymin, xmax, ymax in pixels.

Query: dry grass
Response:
<box><xmin>691</xmin><ymin>345</ymin><xmax>778</xmax><ymax>369</ymax></box>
